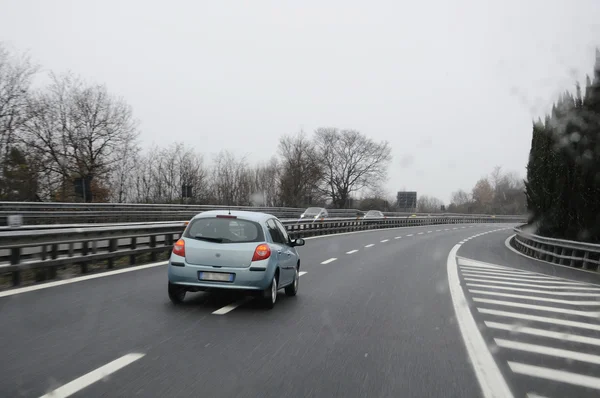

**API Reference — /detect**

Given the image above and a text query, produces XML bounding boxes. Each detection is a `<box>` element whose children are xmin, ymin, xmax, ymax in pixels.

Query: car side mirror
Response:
<box><xmin>292</xmin><ymin>238</ymin><xmax>305</xmax><ymax>247</ymax></box>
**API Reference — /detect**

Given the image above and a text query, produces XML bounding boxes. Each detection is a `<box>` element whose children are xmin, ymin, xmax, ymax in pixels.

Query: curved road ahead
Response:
<box><xmin>2</xmin><ymin>224</ymin><xmax>600</xmax><ymax>397</ymax></box>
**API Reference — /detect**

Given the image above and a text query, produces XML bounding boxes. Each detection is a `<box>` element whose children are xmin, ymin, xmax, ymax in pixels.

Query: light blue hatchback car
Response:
<box><xmin>168</xmin><ymin>210</ymin><xmax>305</xmax><ymax>308</ymax></box>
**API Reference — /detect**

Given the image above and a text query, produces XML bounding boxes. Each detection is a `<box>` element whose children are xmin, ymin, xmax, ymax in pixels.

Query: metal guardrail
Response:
<box><xmin>512</xmin><ymin>226</ymin><xmax>600</xmax><ymax>271</ymax></box>
<box><xmin>0</xmin><ymin>215</ymin><xmax>524</xmax><ymax>288</ymax></box>
<box><xmin>0</xmin><ymin>201</ymin><xmax>525</xmax><ymax>226</ymax></box>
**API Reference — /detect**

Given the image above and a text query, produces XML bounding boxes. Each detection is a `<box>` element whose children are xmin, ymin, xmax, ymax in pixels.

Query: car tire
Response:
<box><xmin>263</xmin><ymin>274</ymin><xmax>277</xmax><ymax>309</ymax></box>
<box><xmin>168</xmin><ymin>282</ymin><xmax>186</xmax><ymax>304</ymax></box>
<box><xmin>285</xmin><ymin>266</ymin><xmax>299</xmax><ymax>297</ymax></box>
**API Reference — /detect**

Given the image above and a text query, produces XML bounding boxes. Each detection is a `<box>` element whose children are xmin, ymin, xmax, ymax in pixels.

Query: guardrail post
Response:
<box><xmin>10</xmin><ymin>247</ymin><xmax>21</xmax><ymax>286</ymax></box>
<box><xmin>558</xmin><ymin>248</ymin><xmax>567</xmax><ymax>265</ymax></box>
<box><xmin>130</xmin><ymin>237</ymin><xmax>137</xmax><ymax>265</ymax></box>
<box><xmin>150</xmin><ymin>235</ymin><xmax>157</xmax><ymax>261</ymax></box>
<box><xmin>583</xmin><ymin>251</ymin><xmax>590</xmax><ymax>270</ymax></box>
<box><xmin>80</xmin><ymin>241</ymin><xmax>89</xmax><ymax>273</ymax></box>
<box><xmin>107</xmin><ymin>238</ymin><xmax>117</xmax><ymax>269</ymax></box>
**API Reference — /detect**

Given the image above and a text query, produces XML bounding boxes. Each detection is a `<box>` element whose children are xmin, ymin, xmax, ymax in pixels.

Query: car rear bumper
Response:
<box><xmin>168</xmin><ymin>260</ymin><xmax>274</xmax><ymax>291</ymax></box>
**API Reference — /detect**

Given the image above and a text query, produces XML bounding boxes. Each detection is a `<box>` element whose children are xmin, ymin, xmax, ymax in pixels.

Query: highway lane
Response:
<box><xmin>0</xmin><ymin>223</ymin><xmax>509</xmax><ymax>398</ymax></box>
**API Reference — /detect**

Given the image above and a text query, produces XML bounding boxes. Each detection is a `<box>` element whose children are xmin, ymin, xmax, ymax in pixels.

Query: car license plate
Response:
<box><xmin>199</xmin><ymin>272</ymin><xmax>234</xmax><ymax>282</ymax></box>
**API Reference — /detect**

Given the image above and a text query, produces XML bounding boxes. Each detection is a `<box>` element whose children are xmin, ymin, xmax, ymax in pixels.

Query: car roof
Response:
<box><xmin>192</xmin><ymin>210</ymin><xmax>276</xmax><ymax>223</ymax></box>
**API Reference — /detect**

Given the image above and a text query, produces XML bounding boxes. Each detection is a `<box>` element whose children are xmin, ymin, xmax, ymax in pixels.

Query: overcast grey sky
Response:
<box><xmin>1</xmin><ymin>0</ymin><xmax>598</xmax><ymax>202</ymax></box>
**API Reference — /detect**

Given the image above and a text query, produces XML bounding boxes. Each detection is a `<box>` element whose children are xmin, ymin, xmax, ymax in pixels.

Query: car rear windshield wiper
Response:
<box><xmin>193</xmin><ymin>235</ymin><xmax>224</xmax><ymax>243</ymax></box>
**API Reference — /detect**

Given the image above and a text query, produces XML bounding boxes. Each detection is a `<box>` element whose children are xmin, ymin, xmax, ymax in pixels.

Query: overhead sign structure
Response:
<box><xmin>397</xmin><ymin>191</ymin><xmax>417</xmax><ymax>212</ymax></box>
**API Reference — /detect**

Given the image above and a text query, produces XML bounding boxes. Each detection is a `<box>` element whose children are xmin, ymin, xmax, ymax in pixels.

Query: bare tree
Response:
<box><xmin>472</xmin><ymin>177</ymin><xmax>494</xmax><ymax>213</ymax></box>
<box><xmin>210</xmin><ymin>150</ymin><xmax>252</xmax><ymax>206</ymax></box>
<box><xmin>278</xmin><ymin>131</ymin><xmax>323</xmax><ymax>207</ymax></box>
<box><xmin>108</xmin><ymin>132</ymin><xmax>140</xmax><ymax>202</ymax></box>
<box><xmin>417</xmin><ymin>195</ymin><xmax>444</xmax><ymax>213</ymax></box>
<box><xmin>314</xmin><ymin>128</ymin><xmax>392</xmax><ymax>208</ymax></box>
<box><xmin>0</xmin><ymin>44</ymin><xmax>37</xmax><ymax>156</ymax></box>
<box><xmin>249</xmin><ymin>157</ymin><xmax>280</xmax><ymax>206</ymax></box>
<box><xmin>448</xmin><ymin>189</ymin><xmax>472</xmax><ymax>213</ymax></box>
<box><xmin>23</xmin><ymin>73</ymin><xmax>139</xmax><ymax>201</ymax></box>
<box><xmin>0</xmin><ymin>44</ymin><xmax>38</xmax><ymax>198</ymax></box>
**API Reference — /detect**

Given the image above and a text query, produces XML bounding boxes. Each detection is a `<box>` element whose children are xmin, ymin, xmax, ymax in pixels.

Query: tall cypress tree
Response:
<box><xmin>526</xmin><ymin>50</ymin><xmax>600</xmax><ymax>242</ymax></box>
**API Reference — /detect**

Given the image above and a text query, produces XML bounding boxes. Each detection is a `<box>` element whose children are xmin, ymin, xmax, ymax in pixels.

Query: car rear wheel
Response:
<box><xmin>285</xmin><ymin>266</ymin><xmax>299</xmax><ymax>297</ymax></box>
<box><xmin>263</xmin><ymin>274</ymin><xmax>277</xmax><ymax>309</ymax></box>
<box><xmin>168</xmin><ymin>282</ymin><xmax>186</xmax><ymax>304</ymax></box>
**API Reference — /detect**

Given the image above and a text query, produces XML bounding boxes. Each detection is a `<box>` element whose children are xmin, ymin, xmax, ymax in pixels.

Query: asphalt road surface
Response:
<box><xmin>2</xmin><ymin>223</ymin><xmax>600</xmax><ymax>398</ymax></box>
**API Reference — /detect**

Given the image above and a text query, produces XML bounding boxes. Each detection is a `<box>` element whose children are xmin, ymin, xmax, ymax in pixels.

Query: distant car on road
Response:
<box><xmin>299</xmin><ymin>207</ymin><xmax>328</xmax><ymax>222</ymax></box>
<box><xmin>168</xmin><ymin>210</ymin><xmax>305</xmax><ymax>308</ymax></box>
<box><xmin>362</xmin><ymin>210</ymin><xmax>385</xmax><ymax>219</ymax></box>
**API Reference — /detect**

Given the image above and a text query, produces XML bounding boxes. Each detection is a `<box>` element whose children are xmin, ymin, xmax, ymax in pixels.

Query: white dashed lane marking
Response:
<box><xmin>346</xmin><ymin>250</ymin><xmax>358</xmax><ymax>254</ymax></box>
<box><xmin>380</xmin><ymin>239</ymin><xmax>389</xmax><ymax>243</ymax></box>
<box><xmin>365</xmin><ymin>244</ymin><xmax>375</xmax><ymax>248</ymax></box>
<box><xmin>40</xmin><ymin>353</ymin><xmax>145</xmax><ymax>398</ymax></box>
<box><xmin>321</xmin><ymin>258</ymin><xmax>337</xmax><ymax>264</ymax></box>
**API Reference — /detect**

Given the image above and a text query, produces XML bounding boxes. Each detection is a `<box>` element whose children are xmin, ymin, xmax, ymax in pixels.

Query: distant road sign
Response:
<box><xmin>397</xmin><ymin>191</ymin><xmax>417</xmax><ymax>211</ymax></box>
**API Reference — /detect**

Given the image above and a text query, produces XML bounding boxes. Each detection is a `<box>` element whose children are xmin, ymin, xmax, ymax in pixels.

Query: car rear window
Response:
<box><xmin>184</xmin><ymin>217</ymin><xmax>264</xmax><ymax>243</ymax></box>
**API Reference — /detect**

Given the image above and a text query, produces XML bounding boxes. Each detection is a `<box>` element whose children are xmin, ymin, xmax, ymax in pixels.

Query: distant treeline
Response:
<box><xmin>526</xmin><ymin>51</ymin><xmax>600</xmax><ymax>242</ymax></box>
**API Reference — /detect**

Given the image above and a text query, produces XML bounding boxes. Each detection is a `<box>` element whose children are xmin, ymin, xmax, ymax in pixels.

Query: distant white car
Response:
<box><xmin>363</xmin><ymin>210</ymin><xmax>385</xmax><ymax>219</ymax></box>
<box><xmin>299</xmin><ymin>207</ymin><xmax>328</xmax><ymax>222</ymax></box>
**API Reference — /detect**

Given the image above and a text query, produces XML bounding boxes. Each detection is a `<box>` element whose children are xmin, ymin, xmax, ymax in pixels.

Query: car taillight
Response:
<box><xmin>252</xmin><ymin>244</ymin><xmax>271</xmax><ymax>261</ymax></box>
<box><xmin>173</xmin><ymin>239</ymin><xmax>185</xmax><ymax>257</ymax></box>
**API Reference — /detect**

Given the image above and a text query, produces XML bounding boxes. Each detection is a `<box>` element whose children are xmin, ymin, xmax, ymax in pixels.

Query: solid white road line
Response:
<box><xmin>346</xmin><ymin>250</ymin><xmax>359</xmax><ymax>254</ymax></box>
<box><xmin>467</xmin><ymin>283</ymin><xmax>600</xmax><ymax>296</ymax></box>
<box><xmin>380</xmin><ymin>239</ymin><xmax>389</xmax><ymax>242</ymax></box>
<box><xmin>485</xmin><ymin>321</ymin><xmax>600</xmax><ymax>347</ymax></box>
<box><xmin>0</xmin><ymin>261</ymin><xmax>169</xmax><ymax>298</ymax></box>
<box><xmin>463</xmin><ymin>278</ymin><xmax>600</xmax><ymax>290</ymax></box>
<box><xmin>508</xmin><ymin>362</ymin><xmax>600</xmax><ymax>390</ymax></box>
<box><xmin>212</xmin><ymin>297</ymin><xmax>253</xmax><ymax>315</ymax></box>
<box><xmin>457</xmin><ymin>257</ymin><xmax>522</xmax><ymax>270</ymax></box>
<box><xmin>460</xmin><ymin>268</ymin><xmax>556</xmax><ymax>279</ymax></box>
<box><xmin>461</xmin><ymin>273</ymin><xmax>588</xmax><ymax>285</ymax></box>
<box><xmin>406</xmin><ymin>234</ymin><xmax>414</xmax><ymax>237</ymax></box>
<box><xmin>469</xmin><ymin>289</ymin><xmax>600</xmax><ymax>306</ymax></box>
<box><xmin>459</xmin><ymin>265</ymin><xmax>551</xmax><ymax>275</ymax></box>
<box><xmin>447</xmin><ymin>245</ymin><xmax>513</xmax><ymax>398</ymax></box>
<box><xmin>299</xmin><ymin>271</ymin><xmax>307</xmax><ymax>276</ymax></box>
<box><xmin>39</xmin><ymin>353</ymin><xmax>145</xmax><ymax>398</ymax></box>
<box><xmin>496</xmin><ymin>338</ymin><xmax>600</xmax><ymax>365</ymax></box>
<box><xmin>321</xmin><ymin>258</ymin><xmax>337</xmax><ymax>264</ymax></box>
<box><xmin>477</xmin><ymin>308</ymin><xmax>600</xmax><ymax>332</ymax></box>
<box><xmin>364</xmin><ymin>244</ymin><xmax>375</xmax><ymax>248</ymax></box>
<box><xmin>458</xmin><ymin>264</ymin><xmax>548</xmax><ymax>275</ymax></box>
<box><xmin>473</xmin><ymin>298</ymin><xmax>600</xmax><ymax>317</ymax></box>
